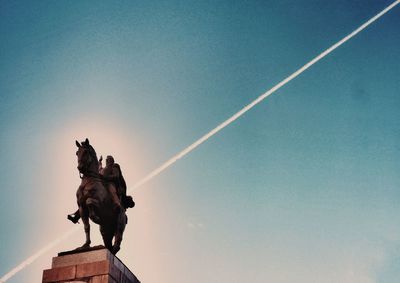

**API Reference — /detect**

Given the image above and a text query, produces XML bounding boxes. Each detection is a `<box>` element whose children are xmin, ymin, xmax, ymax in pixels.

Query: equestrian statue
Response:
<box><xmin>68</xmin><ymin>138</ymin><xmax>135</xmax><ymax>255</ymax></box>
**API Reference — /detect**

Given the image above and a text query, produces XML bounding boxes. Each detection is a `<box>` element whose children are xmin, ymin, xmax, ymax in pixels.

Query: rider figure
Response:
<box><xmin>68</xmin><ymin>155</ymin><xmax>133</xmax><ymax>224</ymax></box>
<box><xmin>101</xmin><ymin>155</ymin><xmax>123</xmax><ymax>212</ymax></box>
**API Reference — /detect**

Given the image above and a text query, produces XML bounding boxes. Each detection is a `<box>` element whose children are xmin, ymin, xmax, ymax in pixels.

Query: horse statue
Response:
<box><xmin>74</xmin><ymin>138</ymin><xmax>128</xmax><ymax>254</ymax></box>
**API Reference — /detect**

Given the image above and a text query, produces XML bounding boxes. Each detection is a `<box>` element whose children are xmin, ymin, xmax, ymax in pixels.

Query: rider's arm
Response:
<box><xmin>103</xmin><ymin>167</ymin><xmax>120</xmax><ymax>182</ymax></box>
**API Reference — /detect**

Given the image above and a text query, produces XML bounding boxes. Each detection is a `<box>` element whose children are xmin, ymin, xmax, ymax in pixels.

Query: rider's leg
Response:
<box><xmin>108</xmin><ymin>184</ymin><xmax>122</xmax><ymax>212</ymax></box>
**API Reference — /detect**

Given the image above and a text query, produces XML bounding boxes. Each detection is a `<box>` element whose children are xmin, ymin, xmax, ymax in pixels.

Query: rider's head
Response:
<box><xmin>106</xmin><ymin>155</ymin><xmax>114</xmax><ymax>166</ymax></box>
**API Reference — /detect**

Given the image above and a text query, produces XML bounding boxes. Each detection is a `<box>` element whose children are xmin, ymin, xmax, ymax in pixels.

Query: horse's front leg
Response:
<box><xmin>80</xmin><ymin>206</ymin><xmax>91</xmax><ymax>248</ymax></box>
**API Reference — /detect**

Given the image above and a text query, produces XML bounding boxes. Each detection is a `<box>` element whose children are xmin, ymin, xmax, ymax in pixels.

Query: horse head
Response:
<box><xmin>75</xmin><ymin>138</ymin><xmax>99</xmax><ymax>175</ymax></box>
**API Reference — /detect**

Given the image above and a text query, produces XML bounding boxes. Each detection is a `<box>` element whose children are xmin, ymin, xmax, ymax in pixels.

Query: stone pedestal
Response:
<box><xmin>42</xmin><ymin>246</ymin><xmax>140</xmax><ymax>283</ymax></box>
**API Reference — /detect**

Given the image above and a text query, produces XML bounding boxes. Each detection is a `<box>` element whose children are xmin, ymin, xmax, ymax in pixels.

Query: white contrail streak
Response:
<box><xmin>127</xmin><ymin>0</ymin><xmax>400</xmax><ymax>194</ymax></box>
<box><xmin>0</xmin><ymin>226</ymin><xmax>80</xmax><ymax>283</ymax></box>
<box><xmin>1</xmin><ymin>1</ymin><xmax>398</xmax><ymax>282</ymax></box>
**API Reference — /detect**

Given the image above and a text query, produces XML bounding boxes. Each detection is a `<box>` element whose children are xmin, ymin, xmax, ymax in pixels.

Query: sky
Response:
<box><xmin>0</xmin><ymin>1</ymin><xmax>400</xmax><ymax>282</ymax></box>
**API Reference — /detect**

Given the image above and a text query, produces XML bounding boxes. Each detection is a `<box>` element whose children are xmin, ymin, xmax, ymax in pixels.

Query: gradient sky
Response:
<box><xmin>1</xmin><ymin>1</ymin><xmax>400</xmax><ymax>282</ymax></box>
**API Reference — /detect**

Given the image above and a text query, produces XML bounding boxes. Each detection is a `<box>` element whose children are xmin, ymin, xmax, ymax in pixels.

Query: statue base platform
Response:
<box><xmin>42</xmin><ymin>246</ymin><xmax>140</xmax><ymax>283</ymax></box>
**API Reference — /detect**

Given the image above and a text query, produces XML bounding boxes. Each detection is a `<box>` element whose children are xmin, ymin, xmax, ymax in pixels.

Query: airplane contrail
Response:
<box><xmin>1</xmin><ymin>1</ymin><xmax>399</xmax><ymax>282</ymax></box>
<box><xmin>0</xmin><ymin>226</ymin><xmax>80</xmax><ymax>283</ymax></box>
<box><xmin>127</xmin><ymin>0</ymin><xmax>400</xmax><ymax>194</ymax></box>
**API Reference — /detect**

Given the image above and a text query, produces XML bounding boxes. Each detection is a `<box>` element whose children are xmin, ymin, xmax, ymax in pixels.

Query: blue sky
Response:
<box><xmin>1</xmin><ymin>1</ymin><xmax>400</xmax><ymax>282</ymax></box>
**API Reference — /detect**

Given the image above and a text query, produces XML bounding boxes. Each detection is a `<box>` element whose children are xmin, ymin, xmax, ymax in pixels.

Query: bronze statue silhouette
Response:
<box><xmin>69</xmin><ymin>138</ymin><xmax>134</xmax><ymax>254</ymax></box>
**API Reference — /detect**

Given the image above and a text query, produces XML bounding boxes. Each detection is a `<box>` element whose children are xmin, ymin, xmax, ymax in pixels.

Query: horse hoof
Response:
<box><xmin>67</xmin><ymin>214</ymin><xmax>80</xmax><ymax>224</ymax></box>
<box><xmin>75</xmin><ymin>242</ymin><xmax>91</xmax><ymax>251</ymax></box>
<box><xmin>112</xmin><ymin>246</ymin><xmax>120</xmax><ymax>255</ymax></box>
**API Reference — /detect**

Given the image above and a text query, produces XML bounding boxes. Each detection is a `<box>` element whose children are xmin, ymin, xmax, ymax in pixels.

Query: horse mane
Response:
<box><xmin>82</xmin><ymin>140</ymin><xmax>99</xmax><ymax>169</ymax></box>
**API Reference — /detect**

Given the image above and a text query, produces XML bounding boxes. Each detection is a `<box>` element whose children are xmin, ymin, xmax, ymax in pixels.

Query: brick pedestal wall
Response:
<box><xmin>42</xmin><ymin>247</ymin><xmax>140</xmax><ymax>283</ymax></box>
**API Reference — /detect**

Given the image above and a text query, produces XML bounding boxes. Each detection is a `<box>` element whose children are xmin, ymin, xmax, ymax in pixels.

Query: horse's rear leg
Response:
<box><xmin>100</xmin><ymin>226</ymin><xmax>113</xmax><ymax>252</ymax></box>
<box><xmin>113</xmin><ymin>212</ymin><xmax>127</xmax><ymax>255</ymax></box>
<box><xmin>80</xmin><ymin>207</ymin><xmax>91</xmax><ymax>248</ymax></box>
<box><xmin>113</xmin><ymin>232</ymin><xmax>122</xmax><ymax>255</ymax></box>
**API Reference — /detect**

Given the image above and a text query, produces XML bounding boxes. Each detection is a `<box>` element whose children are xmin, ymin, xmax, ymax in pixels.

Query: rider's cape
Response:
<box><xmin>113</xmin><ymin>164</ymin><xmax>135</xmax><ymax>209</ymax></box>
